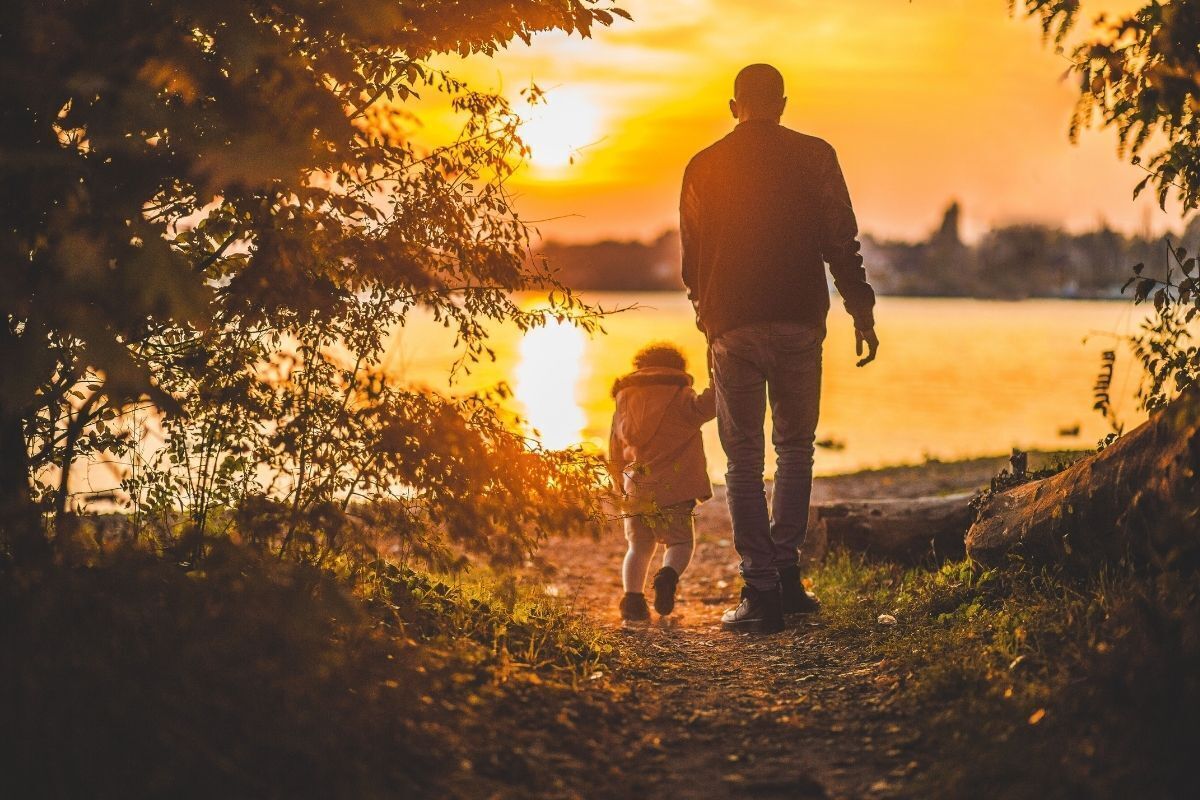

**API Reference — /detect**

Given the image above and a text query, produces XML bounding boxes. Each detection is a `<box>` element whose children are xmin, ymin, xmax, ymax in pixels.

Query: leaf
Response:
<box><xmin>1135</xmin><ymin>278</ymin><xmax>1156</xmax><ymax>302</ymax></box>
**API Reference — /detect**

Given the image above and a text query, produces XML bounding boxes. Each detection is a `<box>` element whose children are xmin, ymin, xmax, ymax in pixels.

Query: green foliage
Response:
<box><xmin>1</xmin><ymin>542</ymin><xmax>435</xmax><ymax>796</ymax></box>
<box><xmin>815</xmin><ymin>550</ymin><xmax>1200</xmax><ymax>798</ymax></box>
<box><xmin>1122</xmin><ymin>240</ymin><xmax>1200</xmax><ymax>411</ymax></box>
<box><xmin>1015</xmin><ymin>2</ymin><xmax>1200</xmax><ymax>419</ymax></box>
<box><xmin>969</xmin><ymin>448</ymin><xmax>1079</xmax><ymax>512</ymax></box>
<box><xmin>2</xmin><ymin>0</ymin><xmax>619</xmax><ymax>406</ymax></box>
<box><xmin>1017</xmin><ymin>0</ymin><xmax>1200</xmax><ymax>211</ymax></box>
<box><xmin>109</xmin><ymin>305</ymin><xmax>609</xmax><ymax>568</ymax></box>
<box><xmin>2</xmin><ymin>0</ymin><xmax>626</xmax><ymax>558</ymax></box>
<box><xmin>1088</xmin><ymin>238</ymin><xmax>1198</xmax><ymax>427</ymax></box>
<box><xmin>364</xmin><ymin>560</ymin><xmax>613</xmax><ymax>676</ymax></box>
<box><xmin>0</xmin><ymin>540</ymin><xmax>616</xmax><ymax>796</ymax></box>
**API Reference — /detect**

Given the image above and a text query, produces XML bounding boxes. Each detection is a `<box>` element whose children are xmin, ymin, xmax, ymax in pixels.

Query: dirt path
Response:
<box><xmin>550</xmin><ymin>528</ymin><xmax>914</xmax><ymax>799</ymax></box>
<box><xmin>542</xmin><ymin>459</ymin><xmax>1044</xmax><ymax>799</ymax></box>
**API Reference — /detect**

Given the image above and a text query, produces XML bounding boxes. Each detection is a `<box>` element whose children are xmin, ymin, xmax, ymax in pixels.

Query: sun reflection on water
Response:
<box><xmin>514</xmin><ymin>319</ymin><xmax>588</xmax><ymax>449</ymax></box>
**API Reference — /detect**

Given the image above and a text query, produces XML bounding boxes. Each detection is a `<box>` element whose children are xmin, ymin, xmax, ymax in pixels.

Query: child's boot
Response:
<box><xmin>619</xmin><ymin>592</ymin><xmax>650</xmax><ymax>626</ymax></box>
<box><xmin>652</xmin><ymin>566</ymin><xmax>679</xmax><ymax>615</ymax></box>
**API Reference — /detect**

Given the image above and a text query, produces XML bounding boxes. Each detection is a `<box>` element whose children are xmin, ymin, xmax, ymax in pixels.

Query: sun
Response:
<box><xmin>517</xmin><ymin>89</ymin><xmax>600</xmax><ymax>172</ymax></box>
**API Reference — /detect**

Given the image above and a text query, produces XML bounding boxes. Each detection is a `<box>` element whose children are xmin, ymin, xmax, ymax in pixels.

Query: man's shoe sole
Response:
<box><xmin>721</xmin><ymin>617</ymin><xmax>784</xmax><ymax>634</ymax></box>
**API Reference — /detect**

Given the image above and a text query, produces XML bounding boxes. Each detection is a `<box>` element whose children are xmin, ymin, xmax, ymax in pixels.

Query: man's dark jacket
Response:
<box><xmin>680</xmin><ymin>120</ymin><xmax>875</xmax><ymax>338</ymax></box>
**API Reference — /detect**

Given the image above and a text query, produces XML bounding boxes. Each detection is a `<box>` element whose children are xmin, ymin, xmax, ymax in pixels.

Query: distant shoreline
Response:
<box><xmin>538</xmin><ymin>207</ymin><xmax>1180</xmax><ymax>300</ymax></box>
<box><xmin>704</xmin><ymin>450</ymin><xmax>1090</xmax><ymax>508</ymax></box>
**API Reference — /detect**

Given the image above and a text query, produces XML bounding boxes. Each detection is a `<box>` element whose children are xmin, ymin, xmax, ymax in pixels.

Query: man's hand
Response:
<box><xmin>855</xmin><ymin>327</ymin><xmax>879</xmax><ymax>367</ymax></box>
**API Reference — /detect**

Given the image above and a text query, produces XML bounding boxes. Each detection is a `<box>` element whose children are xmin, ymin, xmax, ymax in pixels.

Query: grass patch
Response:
<box><xmin>362</xmin><ymin>559</ymin><xmax>613</xmax><ymax>680</ymax></box>
<box><xmin>813</xmin><ymin>551</ymin><xmax>1200</xmax><ymax>799</ymax></box>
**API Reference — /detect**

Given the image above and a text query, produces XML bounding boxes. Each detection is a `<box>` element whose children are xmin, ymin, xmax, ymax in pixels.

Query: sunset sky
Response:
<box><xmin>437</xmin><ymin>0</ymin><xmax>1182</xmax><ymax>244</ymax></box>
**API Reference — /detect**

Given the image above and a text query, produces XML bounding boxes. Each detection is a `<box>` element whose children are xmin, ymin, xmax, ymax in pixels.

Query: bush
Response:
<box><xmin>0</xmin><ymin>541</ymin><xmax>613</xmax><ymax>798</ymax></box>
<box><xmin>813</xmin><ymin>550</ymin><xmax>1200</xmax><ymax>799</ymax></box>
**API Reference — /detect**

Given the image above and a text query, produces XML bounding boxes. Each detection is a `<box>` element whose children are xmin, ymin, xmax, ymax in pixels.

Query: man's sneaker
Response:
<box><xmin>620</xmin><ymin>592</ymin><xmax>651</xmax><ymax>626</ymax></box>
<box><xmin>779</xmin><ymin>565</ymin><xmax>822</xmax><ymax>615</ymax></box>
<box><xmin>720</xmin><ymin>585</ymin><xmax>784</xmax><ymax>633</ymax></box>
<box><xmin>652</xmin><ymin>566</ymin><xmax>679</xmax><ymax>616</ymax></box>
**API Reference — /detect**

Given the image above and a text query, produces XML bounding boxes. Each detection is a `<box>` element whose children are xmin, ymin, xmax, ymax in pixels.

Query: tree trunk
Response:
<box><xmin>966</xmin><ymin>389</ymin><xmax>1200</xmax><ymax>570</ymax></box>
<box><xmin>0</xmin><ymin>409</ymin><xmax>44</xmax><ymax>559</ymax></box>
<box><xmin>0</xmin><ymin>321</ymin><xmax>53</xmax><ymax>559</ymax></box>
<box><xmin>800</xmin><ymin>493</ymin><xmax>975</xmax><ymax>565</ymax></box>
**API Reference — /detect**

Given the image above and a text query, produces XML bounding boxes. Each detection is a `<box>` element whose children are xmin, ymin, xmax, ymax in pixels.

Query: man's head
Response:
<box><xmin>730</xmin><ymin>63</ymin><xmax>786</xmax><ymax>122</ymax></box>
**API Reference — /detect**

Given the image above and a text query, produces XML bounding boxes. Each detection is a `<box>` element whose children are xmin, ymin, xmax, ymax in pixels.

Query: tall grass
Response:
<box><xmin>813</xmin><ymin>550</ymin><xmax>1200</xmax><ymax>798</ymax></box>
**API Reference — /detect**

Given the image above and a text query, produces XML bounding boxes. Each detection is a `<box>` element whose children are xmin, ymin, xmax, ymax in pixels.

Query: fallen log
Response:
<box><xmin>800</xmin><ymin>493</ymin><xmax>975</xmax><ymax>564</ymax></box>
<box><xmin>966</xmin><ymin>389</ymin><xmax>1200</xmax><ymax>570</ymax></box>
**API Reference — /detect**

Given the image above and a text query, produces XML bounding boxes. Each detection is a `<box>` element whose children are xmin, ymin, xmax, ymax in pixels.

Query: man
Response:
<box><xmin>680</xmin><ymin>64</ymin><xmax>878</xmax><ymax>633</ymax></box>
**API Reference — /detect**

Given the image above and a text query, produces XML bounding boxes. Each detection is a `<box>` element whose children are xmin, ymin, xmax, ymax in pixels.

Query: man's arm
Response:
<box><xmin>679</xmin><ymin>161</ymin><xmax>705</xmax><ymax>332</ymax></box>
<box><xmin>819</xmin><ymin>146</ymin><xmax>878</xmax><ymax>365</ymax></box>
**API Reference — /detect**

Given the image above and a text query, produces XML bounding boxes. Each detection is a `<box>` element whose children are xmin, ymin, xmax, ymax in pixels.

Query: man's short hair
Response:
<box><xmin>633</xmin><ymin>342</ymin><xmax>687</xmax><ymax>371</ymax></box>
<box><xmin>734</xmin><ymin>63</ymin><xmax>785</xmax><ymax>107</ymax></box>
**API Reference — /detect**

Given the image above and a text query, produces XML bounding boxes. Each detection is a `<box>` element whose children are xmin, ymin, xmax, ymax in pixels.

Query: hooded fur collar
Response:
<box><xmin>611</xmin><ymin>367</ymin><xmax>693</xmax><ymax>397</ymax></box>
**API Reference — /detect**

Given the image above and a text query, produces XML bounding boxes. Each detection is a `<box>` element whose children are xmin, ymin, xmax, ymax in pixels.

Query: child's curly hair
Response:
<box><xmin>633</xmin><ymin>342</ymin><xmax>687</xmax><ymax>371</ymax></box>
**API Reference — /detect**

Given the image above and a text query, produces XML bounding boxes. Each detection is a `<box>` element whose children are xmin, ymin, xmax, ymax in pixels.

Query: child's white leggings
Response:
<box><xmin>622</xmin><ymin>541</ymin><xmax>693</xmax><ymax>593</ymax></box>
<box><xmin>621</xmin><ymin>501</ymin><xmax>696</xmax><ymax>593</ymax></box>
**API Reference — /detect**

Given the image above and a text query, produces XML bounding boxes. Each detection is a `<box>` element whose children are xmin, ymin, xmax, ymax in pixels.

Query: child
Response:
<box><xmin>608</xmin><ymin>342</ymin><xmax>716</xmax><ymax>625</ymax></box>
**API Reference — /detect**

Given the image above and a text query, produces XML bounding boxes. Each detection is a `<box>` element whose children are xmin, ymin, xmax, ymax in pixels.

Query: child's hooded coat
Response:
<box><xmin>608</xmin><ymin>366</ymin><xmax>716</xmax><ymax>509</ymax></box>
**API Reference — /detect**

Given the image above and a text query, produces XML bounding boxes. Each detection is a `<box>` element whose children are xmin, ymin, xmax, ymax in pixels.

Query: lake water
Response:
<box><xmin>384</xmin><ymin>294</ymin><xmax>1151</xmax><ymax>479</ymax></box>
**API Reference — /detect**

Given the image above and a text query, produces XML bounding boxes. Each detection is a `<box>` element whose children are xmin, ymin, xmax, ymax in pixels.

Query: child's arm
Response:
<box><xmin>696</xmin><ymin>386</ymin><xmax>716</xmax><ymax>421</ymax></box>
<box><xmin>680</xmin><ymin>386</ymin><xmax>717</xmax><ymax>426</ymax></box>
<box><xmin>607</xmin><ymin>412</ymin><xmax>628</xmax><ymax>492</ymax></box>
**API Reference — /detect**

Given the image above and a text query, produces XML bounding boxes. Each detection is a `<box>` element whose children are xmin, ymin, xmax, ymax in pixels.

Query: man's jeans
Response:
<box><xmin>710</xmin><ymin>321</ymin><xmax>824</xmax><ymax>592</ymax></box>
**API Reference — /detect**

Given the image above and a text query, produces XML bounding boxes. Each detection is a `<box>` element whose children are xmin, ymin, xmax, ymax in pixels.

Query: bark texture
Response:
<box><xmin>966</xmin><ymin>390</ymin><xmax>1200</xmax><ymax>570</ymax></box>
<box><xmin>801</xmin><ymin>493</ymin><xmax>975</xmax><ymax>564</ymax></box>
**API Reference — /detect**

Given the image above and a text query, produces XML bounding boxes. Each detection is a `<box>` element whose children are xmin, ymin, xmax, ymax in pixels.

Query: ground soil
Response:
<box><xmin>531</xmin><ymin>458</ymin><xmax>1036</xmax><ymax>799</ymax></box>
<box><xmin>550</xmin><ymin>555</ymin><xmax>908</xmax><ymax>798</ymax></box>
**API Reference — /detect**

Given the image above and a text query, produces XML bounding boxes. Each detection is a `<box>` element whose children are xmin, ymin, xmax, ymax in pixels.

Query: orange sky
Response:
<box><xmin>441</xmin><ymin>0</ymin><xmax>1182</xmax><ymax>243</ymax></box>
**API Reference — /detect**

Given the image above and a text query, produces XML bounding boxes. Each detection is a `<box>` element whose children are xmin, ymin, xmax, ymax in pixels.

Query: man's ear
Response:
<box><xmin>729</xmin><ymin>99</ymin><xmax>738</xmax><ymax>120</ymax></box>
<box><xmin>779</xmin><ymin>96</ymin><xmax>788</xmax><ymax>116</ymax></box>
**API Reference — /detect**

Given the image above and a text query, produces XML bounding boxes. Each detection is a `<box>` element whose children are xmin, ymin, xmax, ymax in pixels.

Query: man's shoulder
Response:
<box><xmin>687</xmin><ymin>125</ymin><xmax>836</xmax><ymax>170</ymax></box>
<box><xmin>684</xmin><ymin>135</ymin><xmax>733</xmax><ymax>174</ymax></box>
<box><xmin>779</xmin><ymin>126</ymin><xmax>837</xmax><ymax>158</ymax></box>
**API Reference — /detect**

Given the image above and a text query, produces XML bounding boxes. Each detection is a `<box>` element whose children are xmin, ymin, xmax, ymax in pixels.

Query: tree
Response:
<box><xmin>965</xmin><ymin>4</ymin><xmax>1200</xmax><ymax>572</ymax></box>
<box><xmin>0</xmin><ymin>1</ymin><xmax>626</xmax><ymax>556</ymax></box>
<box><xmin>976</xmin><ymin>224</ymin><xmax>1067</xmax><ymax>298</ymax></box>
<box><xmin>1018</xmin><ymin>0</ymin><xmax>1200</xmax><ymax>211</ymax></box>
<box><xmin>1018</xmin><ymin>1</ymin><xmax>1200</xmax><ymax>410</ymax></box>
